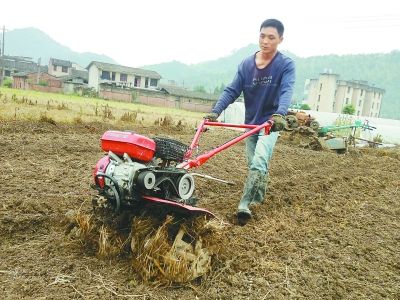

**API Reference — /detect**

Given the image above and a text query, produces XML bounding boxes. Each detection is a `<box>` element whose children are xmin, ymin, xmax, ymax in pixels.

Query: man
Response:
<box><xmin>204</xmin><ymin>18</ymin><xmax>295</xmax><ymax>224</ymax></box>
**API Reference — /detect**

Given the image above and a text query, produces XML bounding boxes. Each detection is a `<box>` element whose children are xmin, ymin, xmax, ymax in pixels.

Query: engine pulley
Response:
<box><xmin>177</xmin><ymin>173</ymin><xmax>195</xmax><ymax>200</ymax></box>
<box><xmin>137</xmin><ymin>171</ymin><xmax>156</xmax><ymax>190</ymax></box>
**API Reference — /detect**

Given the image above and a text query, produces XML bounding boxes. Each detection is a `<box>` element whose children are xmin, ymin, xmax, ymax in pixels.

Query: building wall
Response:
<box><xmin>352</xmin><ymin>87</ymin><xmax>367</xmax><ymax>116</ymax></box>
<box><xmin>334</xmin><ymin>84</ymin><xmax>347</xmax><ymax>113</ymax></box>
<box><xmin>362</xmin><ymin>91</ymin><xmax>373</xmax><ymax>117</ymax></box>
<box><xmin>30</xmin><ymin>84</ymin><xmax>63</xmax><ymax>93</ymax></box>
<box><xmin>363</xmin><ymin>90</ymin><xmax>382</xmax><ymax>118</ymax></box>
<box><xmin>375</xmin><ymin>93</ymin><xmax>383</xmax><ymax>117</ymax></box>
<box><xmin>49</xmin><ymin>63</ymin><xmax>71</xmax><ymax>77</ymax></box>
<box><xmin>87</xmin><ymin>61</ymin><xmax>161</xmax><ymax>92</ymax></box>
<box><xmin>25</xmin><ymin>73</ymin><xmax>62</xmax><ymax>88</ymax></box>
<box><xmin>13</xmin><ymin>73</ymin><xmax>63</xmax><ymax>91</ymax></box>
<box><xmin>12</xmin><ymin>77</ymin><xmax>28</xmax><ymax>89</ymax></box>
<box><xmin>306</xmin><ymin>79</ymin><xmax>319</xmax><ymax>110</ymax></box>
<box><xmin>307</xmin><ymin>74</ymin><xmax>338</xmax><ymax>112</ymax></box>
<box><xmin>63</xmin><ymin>82</ymin><xmax>86</xmax><ymax>95</ymax></box>
<box><xmin>307</xmin><ymin>74</ymin><xmax>384</xmax><ymax>117</ymax></box>
<box><xmin>139</xmin><ymin>94</ymin><xmax>176</xmax><ymax>108</ymax></box>
<box><xmin>98</xmin><ymin>87</ymin><xmax>214</xmax><ymax>112</ymax></box>
<box><xmin>88</xmin><ymin>65</ymin><xmax>100</xmax><ymax>90</ymax></box>
<box><xmin>100</xmin><ymin>89</ymin><xmax>132</xmax><ymax>102</ymax></box>
<box><xmin>317</xmin><ymin>74</ymin><xmax>338</xmax><ymax>112</ymax></box>
<box><xmin>72</xmin><ymin>63</ymin><xmax>86</xmax><ymax>71</ymax></box>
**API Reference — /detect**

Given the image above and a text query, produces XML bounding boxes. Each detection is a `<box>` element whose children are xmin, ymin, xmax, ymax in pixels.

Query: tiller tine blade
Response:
<box><xmin>141</xmin><ymin>196</ymin><xmax>215</xmax><ymax>218</ymax></box>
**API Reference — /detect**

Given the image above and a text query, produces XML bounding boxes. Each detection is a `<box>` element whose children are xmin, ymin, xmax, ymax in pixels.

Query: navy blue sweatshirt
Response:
<box><xmin>212</xmin><ymin>51</ymin><xmax>295</xmax><ymax>125</ymax></box>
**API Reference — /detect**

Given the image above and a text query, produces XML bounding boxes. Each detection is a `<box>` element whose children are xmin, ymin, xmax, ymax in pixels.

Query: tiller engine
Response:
<box><xmin>92</xmin><ymin>120</ymin><xmax>273</xmax><ymax>216</ymax></box>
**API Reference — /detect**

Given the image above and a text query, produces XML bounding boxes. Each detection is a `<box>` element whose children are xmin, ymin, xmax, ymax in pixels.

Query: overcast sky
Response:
<box><xmin>1</xmin><ymin>0</ymin><xmax>399</xmax><ymax>67</ymax></box>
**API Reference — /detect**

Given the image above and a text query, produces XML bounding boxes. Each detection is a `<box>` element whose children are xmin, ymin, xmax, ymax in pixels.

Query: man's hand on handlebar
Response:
<box><xmin>271</xmin><ymin>114</ymin><xmax>286</xmax><ymax>132</ymax></box>
<box><xmin>203</xmin><ymin>112</ymin><xmax>219</xmax><ymax>122</ymax></box>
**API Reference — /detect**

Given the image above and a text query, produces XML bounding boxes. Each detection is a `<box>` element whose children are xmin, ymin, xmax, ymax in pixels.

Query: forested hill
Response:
<box><xmin>144</xmin><ymin>45</ymin><xmax>400</xmax><ymax>120</ymax></box>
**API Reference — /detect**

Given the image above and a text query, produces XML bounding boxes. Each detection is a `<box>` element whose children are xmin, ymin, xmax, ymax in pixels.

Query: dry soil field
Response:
<box><xmin>0</xmin><ymin>119</ymin><xmax>399</xmax><ymax>299</ymax></box>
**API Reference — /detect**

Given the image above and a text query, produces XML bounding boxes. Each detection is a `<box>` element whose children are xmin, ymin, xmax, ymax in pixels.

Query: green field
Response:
<box><xmin>0</xmin><ymin>87</ymin><xmax>204</xmax><ymax>126</ymax></box>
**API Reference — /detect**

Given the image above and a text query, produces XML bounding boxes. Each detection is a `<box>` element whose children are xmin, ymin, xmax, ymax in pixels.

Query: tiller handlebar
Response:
<box><xmin>178</xmin><ymin>119</ymin><xmax>274</xmax><ymax>170</ymax></box>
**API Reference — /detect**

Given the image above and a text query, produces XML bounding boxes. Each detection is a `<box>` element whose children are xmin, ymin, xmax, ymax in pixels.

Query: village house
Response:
<box><xmin>86</xmin><ymin>61</ymin><xmax>161</xmax><ymax>91</ymax></box>
<box><xmin>48</xmin><ymin>58</ymin><xmax>89</xmax><ymax>91</ymax></box>
<box><xmin>7</xmin><ymin>57</ymin><xmax>217</xmax><ymax>112</ymax></box>
<box><xmin>48</xmin><ymin>58</ymin><xmax>72</xmax><ymax>77</ymax></box>
<box><xmin>12</xmin><ymin>71</ymin><xmax>63</xmax><ymax>93</ymax></box>
<box><xmin>59</xmin><ymin>69</ymin><xmax>89</xmax><ymax>94</ymax></box>
<box><xmin>0</xmin><ymin>55</ymin><xmax>46</xmax><ymax>78</ymax></box>
<box><xmin>12</xmin><ymin>57</ymin><xmax>89</xmax><ymax>94</ymax></box>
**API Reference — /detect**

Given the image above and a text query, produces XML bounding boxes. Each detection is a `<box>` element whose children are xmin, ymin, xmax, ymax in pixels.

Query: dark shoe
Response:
<box><xmin>237</xmin><ymin>209</ymin><xmax>252</xmax><ymax>226</ymax></box>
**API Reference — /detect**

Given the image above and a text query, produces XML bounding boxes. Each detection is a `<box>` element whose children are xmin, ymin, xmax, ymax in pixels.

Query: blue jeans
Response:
<box><xmin>245</xmin><ymin>131</ymin><xmax>279</xmax><ymax>175</ymax></box>
<box><xmin>238</xmin><ymin>131</ymin><xmax>279</xmax><ymax>211</ymax></box>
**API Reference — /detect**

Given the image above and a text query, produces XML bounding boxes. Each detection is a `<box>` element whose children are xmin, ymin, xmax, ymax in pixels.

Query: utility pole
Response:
<box><xmin>0</xmin><ymin>25</ymin><xmax>5</xmax><ymax>86</ymax></box>
<box><xmin>36</xmin><ymin>57</ymin><xmax>41</xmax><ymax>84</ymax></box>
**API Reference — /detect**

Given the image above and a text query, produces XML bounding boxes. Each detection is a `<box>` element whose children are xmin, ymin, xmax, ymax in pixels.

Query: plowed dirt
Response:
<box><xmin>1</xmin><ymin>120</ymin><xmax>399</xmax><ymax>299</ymax></box>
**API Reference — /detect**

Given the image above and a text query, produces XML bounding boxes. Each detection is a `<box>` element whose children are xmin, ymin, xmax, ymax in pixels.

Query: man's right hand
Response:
<box><xmin>203</xmin><ymin>112</ymin><xmax>219</xmax><ymax>122</ymax></box>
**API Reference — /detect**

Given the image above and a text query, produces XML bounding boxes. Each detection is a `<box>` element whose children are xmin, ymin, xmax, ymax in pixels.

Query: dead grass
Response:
<box><xmin>66</xmin><ymin>210</ymin><xmax>226</xmax><ymax>285</ymax></box>
<box><xmin>129</xmin><ymin>215</ymin><xmax>226</xmax><ymax>285</ymax></box>
<box><xmin>38</xmin><ymin>113</ymin><xmax>57</xmax><ymax>125</ymax></box>
<box><xmin>75</xmin><ymin>212</ymin><xmax>92</xmax><ymax>236</ymax></box>
<box><xmin>0</xmin><ymin>87</ymin><xmax>203</xmax><ymax>126</ymax></box>
<box><xmin>120</xmin><ymin>111</ymin><xmax>137</xmax><ymax>123</ymax></box>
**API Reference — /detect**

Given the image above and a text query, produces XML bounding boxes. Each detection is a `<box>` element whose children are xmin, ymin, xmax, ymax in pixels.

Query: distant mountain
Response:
<box><xmin>144</xmin><ymin>46</ymin><xmax>400</xmax><ymax>120</ymax></box>
<box><xmin>144</xmin><ymin>44</ymin><xmax>262</xmax><ymax>90</ymax></box>
<box><xmin>1</xmin><ymin>27</ymin><xmax>117</xmax><ymax>67</ymax></box>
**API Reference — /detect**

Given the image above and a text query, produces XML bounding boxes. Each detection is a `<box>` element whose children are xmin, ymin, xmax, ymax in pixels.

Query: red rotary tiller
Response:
<box><xmin>92</xmin><ymin>120</ymin><xmax>273</xmax><ymax>217</ymax></box>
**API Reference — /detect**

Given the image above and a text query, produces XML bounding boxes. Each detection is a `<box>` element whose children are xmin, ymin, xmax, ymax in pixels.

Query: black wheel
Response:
<box><xmin>153</xmin><ymin>137</ymin><xmax>189</xmax><ymax>162</ymax></box>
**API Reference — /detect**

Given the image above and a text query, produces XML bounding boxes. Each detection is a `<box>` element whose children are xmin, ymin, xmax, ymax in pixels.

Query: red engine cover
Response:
<box><xmin>101</xmin><ymin>130</ymin><xmax>156</xmax><ymax>161</ymax></box>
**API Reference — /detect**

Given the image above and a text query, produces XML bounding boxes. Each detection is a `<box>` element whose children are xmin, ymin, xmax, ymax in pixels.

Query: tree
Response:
<box><xmin>342</xmin><ymin>104</ymin><xmax>355</xmax><ymax>115</ymax></box>
<box><xmin>300</xmin><ymin>103</ymin><xmax>311</xmax><ymax>110</ymax></box>
<box><xmin>193</xmin><ymin>85</ymin><xmax>207</xmax><ymax>93</ymax></box>
<box><xmin>2</xmin><ymin>78</ymin><xmax>12</xmax><ymax>88</ymax></box>
<box><xmin>213</xmin><ymin>83</ymin><xmax>226</xmax><ymax>95</ymax></box>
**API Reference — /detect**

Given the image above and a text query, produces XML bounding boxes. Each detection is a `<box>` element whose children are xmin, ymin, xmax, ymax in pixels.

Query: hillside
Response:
<box><xmin>144</xmin><ymin>46</ymin><xmax>400</xmax><ymax>120</ymax></box>
<box><xmin>0</xmin><ymin>28</ymin><xmax>116</xmax><ymax>68</ymax></box>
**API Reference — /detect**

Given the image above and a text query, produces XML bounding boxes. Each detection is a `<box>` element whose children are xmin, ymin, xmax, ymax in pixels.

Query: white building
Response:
<box><xmin>87</xmin><ymin>61</ymin><xmax>161</xmax><ymax>91</ymax></box>
<box><xmin>305</xmin><ymin>72</ymin><xmax>385</xmax><ymax>118</ymax></box>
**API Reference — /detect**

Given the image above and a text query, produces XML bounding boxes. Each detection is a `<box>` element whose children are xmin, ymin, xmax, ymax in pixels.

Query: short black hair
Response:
<box><xmin>260</xmin><ymin>19</ymin><xmax>284</xmax><ymax>37</ymax></box>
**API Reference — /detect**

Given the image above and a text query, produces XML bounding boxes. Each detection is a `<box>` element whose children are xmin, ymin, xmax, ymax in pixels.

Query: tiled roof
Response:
<box><xmin>0</xmin><ymin>57</ymin><xmax>47</xmax><ymax>73</ymax></box>
<box><xmin>50</xmin><ymin>58</ymin><xmax>72</xmax><ymax>67</ymax></box>
<box><xmin>87</xmin><ymin>61</ymin><xmax>161</xmax><ymax>79</ymax></box>
<box><xmin>12</xmin><ymin>72</ymin><xmax>30</xmax><ymax>77</ymax></box>
<box><xmin>72</xmin><ymin>69</ymin><xmax>88</xmax><ymax>80</ymax></box>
